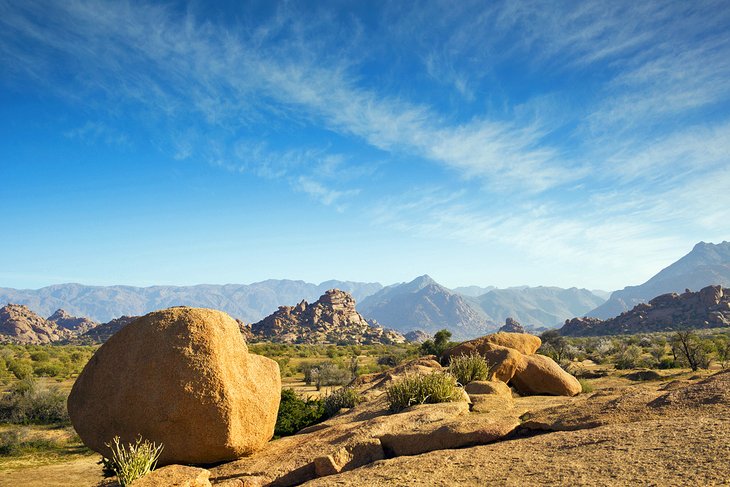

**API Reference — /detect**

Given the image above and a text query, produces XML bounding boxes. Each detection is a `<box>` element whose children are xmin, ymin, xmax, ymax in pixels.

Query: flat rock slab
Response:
<box><xmin>303</xmin><ymin>416</ymin><xmax>730</xmax><ymax>486</ymax></box>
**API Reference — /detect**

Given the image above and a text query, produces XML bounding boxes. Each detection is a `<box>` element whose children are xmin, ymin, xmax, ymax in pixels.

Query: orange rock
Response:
<box><xmin>444</xmin><ymin>332</ymin><xmax>541</xmax><ymax>359</ymax></box>
<box><xmin>510</xmin><ymin>353</ymin><xmax>581</xmax><ymax>396</ymax></box>
<box><xmin>130</xmin><ymin>465</ymin><xmax>211</xmax><ymax>486</ymax></box>
<box><xmin>68</xmin><ymin>307</ymin><xmax>281</xmax><ymax>465</ymax></box>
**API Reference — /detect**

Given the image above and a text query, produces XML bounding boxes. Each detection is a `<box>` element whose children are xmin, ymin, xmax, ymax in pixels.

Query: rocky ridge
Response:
<box><xmin>48</xmin><ymin>308</ymin><xmax>98</xmax><ymax>334</ymax></box>
<box><xmin>589</xmin><ymin>241</ymin><xmax>730</xmax><ymax>318</ymax></box>
<box><xmin>0</xmin><ymin>304</ymin><xmax>74</xmax><ymax>344</ymax></box>
<box><xmin>561</xmin><ymin>284</ymin><xmax>730</xmax><ymax>336</ymax></box>
<box><xmin>251</xmin><ymin>290</ymin><xmax>406</xmax><ymax>345</ymax></box>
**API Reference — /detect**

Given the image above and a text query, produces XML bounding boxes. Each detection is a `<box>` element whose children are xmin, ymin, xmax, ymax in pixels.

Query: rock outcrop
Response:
<box><xmin>404</xmin><ymin>330</ymin><xmax>430</xmax><ymax>343</ymax></box>
<box><xmin>251</xmin><ymin>289</ymin><xmax>405</xmax><ymax>344</ymax></box>
<box><xmin>80</xmin><ymin>315</ymin><xmax>139</xmax><ymax>343</ymax></box>
<box><xmin>589</xmin><ymin>241</ymin><xmax>730</xmax><ymax>319</ymax></box>
<box><xmin>47</xmin><ymin>309</ymin><xmax>98</xmax><ymax>334</ymax></box>
<box><xmin>498</xmin><ymin>317</ymin><xmax>526</xmax><ymax>334</ymax></box>
<box><xmin>561</xmin><ymin>285</ymin><xmax>730</xmax><ymax>336</ymax></box>
<box><xmin>68</xmin><ymin>307</ymin><xmax>281</xmax><ymax>465</ymax></box>
<box><xmin>444</xmin><ymin>332</ymin><xmax>580</xmax><ymax>396</ymax></box>
<box><xmin>0</xmin><ymin>304</ymin><xmax>73</xmax><ymax>344</ymax></box>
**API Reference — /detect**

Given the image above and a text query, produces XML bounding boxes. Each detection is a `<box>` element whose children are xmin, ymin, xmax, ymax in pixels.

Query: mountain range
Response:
<box><xmin>0</xmin><ymin>280</ymin><xmax>383</xmax><ymax>323</ymax></box>
<box><xmin>1</xmin><ymin>241</ymin><xmax>729</xmax><ymax>340</ymax></box>
<box><xmin>589</xmin><ymin>241</ymin><xmax>730</xmax><ymax>319</ymax></box>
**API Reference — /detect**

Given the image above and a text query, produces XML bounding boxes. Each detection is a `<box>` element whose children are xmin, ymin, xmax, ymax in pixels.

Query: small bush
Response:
<box><xmin>0</xmin><ymin>430</ymin><xmax>60</xmax><ymax>456</ymax></box>
<box><xmin>578</xmin><ymin>379</ymin><xmax>594</xmax><ymax>394</ymax></box>
<box><xmin>448</xmin><ymin>353</ymin><xmax>489</xmax><ymax>385</ymax></box>
<box><xmin>385</xmin><ymin>372</ymin><xmax>461</xmax><ymax>413</ymax></box>
<box><xmin>275</xmin><ymin>389</ymin><xmax>325</xmax><ymax>438</ymax></box>
<box><xmin>0</xmin><ymin>378</ymin><xmax>69</xmax><ymax>424</ymax></box>
<box><xmin>101</xmin><ymin>436</ymin><xmax>163</xmax><ymax>486</ymax></box>
<box><xmin>614</xmin><ymin>345</ymin><xmax>643</xmax><ymax>370</ymax></box>
<box><xmin>322</xmin><ymin>387</ymin><xmax>361</xmax><ymax>418</ymax></box>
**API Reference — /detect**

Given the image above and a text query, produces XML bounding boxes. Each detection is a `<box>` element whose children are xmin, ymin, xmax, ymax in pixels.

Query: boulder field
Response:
<box><xmin>444</xmin><ymin>332</ymin><xmax>582</xmax><ymax>396</ymax></box>
<box><xmin>68</xmin><ymin>307</ymin><xmax>281</xmax><ymax>465</ymax></box>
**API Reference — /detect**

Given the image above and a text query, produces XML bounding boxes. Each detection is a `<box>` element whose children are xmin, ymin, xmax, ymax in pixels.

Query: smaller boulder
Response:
<box><xmin>464</xmin><ymin>380</ymin><xmax>512</xmax><ymax>399</ymax></box>
<box><xmin>510</xmin><ymin>354</ymin><xmax>581</xmax><ymax>396</ymax></box>
<box><xmin>482</xmin><ymin>345</ymin><xmax>527</xmax><ymax>383</ymax></box>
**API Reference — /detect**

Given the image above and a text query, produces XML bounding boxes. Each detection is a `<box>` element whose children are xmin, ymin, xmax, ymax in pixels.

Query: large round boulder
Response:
<box><xmin>68</xmin><ymin>307</ymin><xmax>280</xmax><ymax>465</ymax></box>
<box><xmin>444</xmin><ymin>332</ymin><xmax>541</xmax><ymax>360</ymax></box>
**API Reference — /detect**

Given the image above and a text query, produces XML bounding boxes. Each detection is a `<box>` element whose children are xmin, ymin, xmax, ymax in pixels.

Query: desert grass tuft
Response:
<box><xmin>101</xmin><ymin>436</ymin><xmax>163</xmax><ymax>486</ymax></box>
<box><xmin>578</xmin><ymin>378</ymin><xmax>594</xmax><ymax>393</ymax></box>
<box><xmin>448</xmin><ymin>353</ymin><xmax>489</xmax><ymax>385</ymax></box>
<box><xmin>386</xmin><ymin>372</ymin><xmax>461</xmax><ymax>413</ymax></box>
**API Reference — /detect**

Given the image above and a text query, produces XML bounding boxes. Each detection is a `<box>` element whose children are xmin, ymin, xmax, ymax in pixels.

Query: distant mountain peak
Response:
<box><xmin>588</xmin><ymin>241</ymin><xmax>730</xmax><ymax>319</ymax></box>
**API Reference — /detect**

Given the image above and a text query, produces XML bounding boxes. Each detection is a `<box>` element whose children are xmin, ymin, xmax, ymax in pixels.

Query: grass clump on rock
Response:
<box><xmin>101</xmin><ymin>435</ymin><xmax>163</xmax><ymax>486</ymax></box>
<box><xmin>386</xmin><ymin>372</ymin><xmax>461</xmax><ymax>413</ymax></box>
<box><xmin>448</xmin><ymin>352</ymin><xmax>489</xmax><ymax>386</ymax></box>
<box><xmin>323</xmin><ymin>387</ymin><xmax>361</xmax><ymax>418</ymax></box>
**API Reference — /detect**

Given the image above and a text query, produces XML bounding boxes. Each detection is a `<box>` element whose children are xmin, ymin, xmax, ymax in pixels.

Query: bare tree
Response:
<box><xmin>671</xmin><ymin>331</ymin><xmax>711</xmax><ymax>371</ymax></box>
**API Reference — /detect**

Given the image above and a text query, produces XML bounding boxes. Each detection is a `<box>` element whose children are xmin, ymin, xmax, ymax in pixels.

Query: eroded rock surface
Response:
<box><xmin>251</xmin><ymin>289</ymin><xmax>405</xmax><ymax>345</ymax></box>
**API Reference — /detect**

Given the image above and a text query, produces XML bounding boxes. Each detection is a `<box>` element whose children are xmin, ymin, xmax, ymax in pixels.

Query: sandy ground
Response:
<box><xmin>0</xmin><ymin>455</ymin><xmax>103</xmax><ymax>487</ymax></box>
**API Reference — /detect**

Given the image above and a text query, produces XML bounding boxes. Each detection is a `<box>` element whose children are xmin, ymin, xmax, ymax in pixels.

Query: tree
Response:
<box><xmin>671</xmin><ymin>331</ymin><xmax>711</xmax><ymax>371</ymax></box>
<box><xmin>420</xmin><ymin>329</ymin><xmax>453</xmax><ymax>359</ymax></box>
<box><xmin>540</xmin><ymin>330</ymin><xmax>569</xmax><ymax>363</ymax></box>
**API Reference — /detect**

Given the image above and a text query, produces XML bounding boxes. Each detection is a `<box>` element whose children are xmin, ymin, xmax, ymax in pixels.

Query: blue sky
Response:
<box><xmin>1</xmin><ymin>0</ymin><xmax>729</xmax><ymax>292</ymax></box>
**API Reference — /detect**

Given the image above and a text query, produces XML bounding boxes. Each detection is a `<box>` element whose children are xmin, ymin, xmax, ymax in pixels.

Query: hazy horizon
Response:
<box><xmin>2</xmin><ymin>1</ymin><xmax>729</xmax><ymax>291</ymax></box>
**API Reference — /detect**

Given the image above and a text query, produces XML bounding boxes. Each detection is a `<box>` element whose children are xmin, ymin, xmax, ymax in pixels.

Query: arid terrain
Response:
<box><xmin>2</xmin><ymin>361</ymin><xmax>728</xmax><ymax>486</ymax></box>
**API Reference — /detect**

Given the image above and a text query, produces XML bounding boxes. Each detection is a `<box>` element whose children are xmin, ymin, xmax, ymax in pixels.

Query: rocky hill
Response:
<box><xmin>589</xmin><ymin>241</ymin><xmax>730</xmax><ymax>319</ymax></box>
<box><xmin>561</xmin><ymin>285</ymin><xmax>730</xmax><ymax>336</ymax></box>
<box><xmin>78</xmin><ymin>315</ymin><xmax>139</xmax><ymax>343</ymax></box>
<box><xmin>498</xmin><ymin>317</ymin><xmax>526</xmax><ymax>333</ymax></box>
<box><xmin>0</xmin><ymin>304</ymin><xmax>74</xmax><ymax>344</ymax></box>
<box><xmin>251</xmin><ymin>289</ymin><xmax>405</xmax><ymax>345</ymax></box>
<box><xmin>358</xmin><ymin>275</ymin><xmax>493</xmax><ymax>340</ymax></box>
<box><xmin>473</xmin><ymin>286</ymin><xmax>606</xmax><ymax>329</ymax></box>
<box><xmin>47</xmin><ymin>309</ymin><xmax>98</xmax><ymax>334</ymax></box>
<box><xmin>0</xmin><ymin>280</ymin><xmax>383</xmax><ymax>323</ymax></box>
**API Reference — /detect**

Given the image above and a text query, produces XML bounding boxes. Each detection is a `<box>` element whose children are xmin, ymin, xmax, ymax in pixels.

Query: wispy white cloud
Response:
<box><xmin>64</xmin><ymin>121</ymin><xmax>129</xmax><ymax>147</ymax></box>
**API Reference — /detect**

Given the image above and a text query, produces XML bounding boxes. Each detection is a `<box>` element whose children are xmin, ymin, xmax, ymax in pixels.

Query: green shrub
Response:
<box><xmin>322</xmin><ymin>387</ymin><xmax>361</xmax><ymax>418</ymax></box>
<box><xmin>385</xmin><ymin>372</ymin><xmax>461</xmax><ymax>413</ymax></box>
<box><xmin>419</xmin><ymin>330</ymin><xmax>453</xmax><ymax>360</ymax></box>
<box><xmin>275</xmin><ymin>389</ymin><xmax>325</xmax><ymax>438</ymax></box>
<box><xmin>0</xmin><ymin>429</ymin><xmax>61</xmax><ymax>456</ymax></box>
<box><xmin>0</xmin><ymin>378</ymin><xmax>69</xmax><ymax>424</ymax></box>
<box><xmin>101</xmin><ymin>436</ymin><xmax>163</xmax><ymax>486</ymax></box>
<box><xmin>614</xmin><ymin>345</ymin><xmax>643</xmax><ymax>370</ymax></box>
<box><xmin>448</xmin><ymin>353</ymin><xmax>489</xmax><ymax>385</ymax></box>
<box><xmin>578</xmin><ymin>378</ymin><xmax>594</xmax><ymax>393</ymax></box>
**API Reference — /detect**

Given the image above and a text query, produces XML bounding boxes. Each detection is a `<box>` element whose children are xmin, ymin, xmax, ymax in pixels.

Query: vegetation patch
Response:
<box><xmin>0</xmin><ymin>378</ymin><xmax>69</xmax><ymax>425</ymax></box>
<box><xmin>386</xmin><ymin>372</ymin><xmax>461</xmax><ymax>413</ymax></box>
<box><xmin>578</xmin><ymin>379</ymin><xmax>594</xmax><ymax>394</ymax></box>
<box><xmin>275</xmin><ymin>389</ymin><xmax>326</xmax><ymax>438</ymax></box>
<box><xmin>101</xmin><ymin>436</ymin><xmax>163</xmax><ymax>486</ymax></box>
<box><xmin>322</xmin><ymin>387</ymin><xmax>361</xmax><ymax>418</ymax></box>
<box><xmin>448</xmin><ymin>352</ymin><xmax>489</xmax><ymax>385</ymax></box>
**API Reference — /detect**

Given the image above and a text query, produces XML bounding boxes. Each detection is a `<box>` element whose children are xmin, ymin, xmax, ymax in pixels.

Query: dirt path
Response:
<box><xmin>0</xmin><ymin>455</ymin><xmax>103</xmax><ymax>487</ymax></box>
